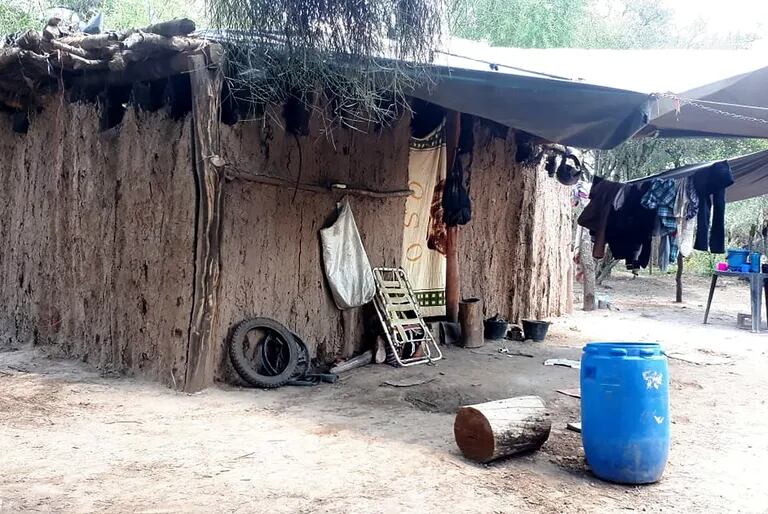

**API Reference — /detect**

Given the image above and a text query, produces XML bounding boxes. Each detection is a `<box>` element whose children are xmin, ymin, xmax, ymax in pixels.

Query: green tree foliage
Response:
<box><xmin>451</xmin><ymin>0</ymin><xmax>588</xmax><ymax>48</ymax></box>
<box><xmin>0</xmin><ymin>0</ymin><xmax>203</xmax><ymax>34</ymax></box>
<box><xmin>0</xmin><ymin>2</ymin><xmax>36</xmax><ymax>34</ymax></box>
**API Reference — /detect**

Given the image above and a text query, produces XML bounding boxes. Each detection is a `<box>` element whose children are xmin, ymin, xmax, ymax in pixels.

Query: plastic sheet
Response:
<box><xmin>320</xmin><ymin>200</ymin><xmax>375</xmax><ymax>310</ymax></box>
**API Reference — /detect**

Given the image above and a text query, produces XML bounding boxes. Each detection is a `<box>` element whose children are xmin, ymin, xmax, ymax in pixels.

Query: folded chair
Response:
<box><xmin>372</xmin><ymin>267</ymin><xmax>443</xmax><ymax>367</ymax></box>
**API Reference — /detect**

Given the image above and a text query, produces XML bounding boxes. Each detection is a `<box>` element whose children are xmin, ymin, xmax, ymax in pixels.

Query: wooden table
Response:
<box><xmin>703</xmin><ymin>270</ymin><xmax>766</xmax><ymax>333</ymax></box>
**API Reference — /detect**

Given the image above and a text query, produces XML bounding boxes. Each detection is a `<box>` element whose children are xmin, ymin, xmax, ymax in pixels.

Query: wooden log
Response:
<box><xmin>143</xmin><ymin>18</ymin><xmax>196</xmax><ymax>38</ymax></box>
<box><xmin>458</xmin><ymin>298</ymin><xmax>483</xmax><ymax>348</ymax></box>
<box><xmin>329</xmin><ymin>350</ymin><xmax>373</xmax><ymax>374</ymax></box>
<box><xmin>122</xmin><ymin>33</ymin><xmax>204</xmax><ymax>53</ymax></box>
<box><xmin>59</xmin><ymin>32</ymin><xmax>124</xmax><ymax>50</ymax></box>
<box><xmin>183</xmin><ymin>54</ymin><xmax>224</xmax><ymax>393</ymax></box>
<box><xmin>454</xmin><ymin>396</ymin><xmax>551</xmax><ymax>463</ymax></box>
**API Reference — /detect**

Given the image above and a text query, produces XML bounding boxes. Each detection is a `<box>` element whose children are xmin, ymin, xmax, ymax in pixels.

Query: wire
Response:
<box><xmin>654</xmin><ymin>92</ymin><xmax>768</xmax><ymax>126</ymax></box>
<box><xmin>432</xmin><ymin>49</ymin><xmax>576</xmax><ymax>81</ymax></box>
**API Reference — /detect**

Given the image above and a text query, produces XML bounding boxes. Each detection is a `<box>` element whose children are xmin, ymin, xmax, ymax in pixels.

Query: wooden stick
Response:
<box><xmin>225</xmin><ymin>168</ymin><xmax>413</xmax><ymax>199</ymax></box>
<box><xmin>675</xmin><ymin>253</ymin><xmax>684</xmax><ymax>303</ymax></box>
<box><xmin>329</xmin><ymin>350</ymin><xmax>373</xmax><ymax>374</ymax></box>
<box><xmin>142</xmin><ymin>18</ymin><xmax>196</xmax><ymax>38</ymax></box>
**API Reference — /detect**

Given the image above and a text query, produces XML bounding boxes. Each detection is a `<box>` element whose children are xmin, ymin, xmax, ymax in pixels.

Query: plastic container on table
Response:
<box><xmin>741</xmin><ymin>264</ymin><xmax>751</xmax><ymax>273</ymax></box>
<box><xmin>580</xmin><ymin>342</ymin><xmax>670</xmax><ymax>484</ymax></box>
<box><xmin>726</xmin><ymin>248</ymin><xmax>750</xmax><ymax>269</ymax></box>
<box><xmin>751</xmin><ymin>252</ymin><xmax>761</xmax><ymax>273</ymax></box>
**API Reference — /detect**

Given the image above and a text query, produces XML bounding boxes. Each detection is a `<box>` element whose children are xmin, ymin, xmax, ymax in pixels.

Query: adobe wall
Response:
<box><xmin>460</xmin><ymin>122</ymin><xmax>573</xmax><ymax>322</ymax></box>
<box><xmin>0</xmin><ymin>101</ymin><xmax>570</xmax><ymax>387</ymax></box>
<box><xmin>213</xmin><ymin>116</ymin><xmax>410</xmax><ymax>379</ymax></box>
<box><xmin>0</xmin><ymin>102</ymin><xmax>196</xmax><ymax>387</ymax></box>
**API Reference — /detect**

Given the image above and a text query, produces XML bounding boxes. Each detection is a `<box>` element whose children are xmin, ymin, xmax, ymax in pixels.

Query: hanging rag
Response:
<box><xmin>659</xmin><ymin>235</ymin><xmax>671</xmax><ymax>272</ymax></box>
<box><xmin>641</xmin><ymin>178</ymin><xmax>679</xmax><ymax>267</ymax></box>
<box><xmin>678</xmin><ymin>216</ymin><xmax>697</xmax><ymax>257</ymax></box>
<box><xmin>605</xmin><ymin>182</ymin><xmax>657</xmax><ymax>270</ymax></box>
<box><xmin>613</xmin><ymin>184</ymin><xmax>628</xmax><ymax>210</ymax></box>
<box><xmin>641</xmin><ymin>178</ymin><xmax>677</xmax><ymax>236</ymax></box>
<box><xmin>442</xmin><ymin>157</ymin><xmax>471</xmax><ymax>226</ymax></box>
<box><xmin>577</xmin><ymin>176</ymin><xmax>624</xmax><ymax>259</ymax></box>
<box><xmin>693</xmin><ymin>162</ymin><xmax>734</xmax><ymax>254</ymax></box>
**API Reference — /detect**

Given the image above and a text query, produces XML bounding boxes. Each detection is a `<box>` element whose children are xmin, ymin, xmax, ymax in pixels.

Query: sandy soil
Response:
<box><xmin>2</xmin><ymin>271</ymin><xmax>768</xmax><ymax>513</ymax></box>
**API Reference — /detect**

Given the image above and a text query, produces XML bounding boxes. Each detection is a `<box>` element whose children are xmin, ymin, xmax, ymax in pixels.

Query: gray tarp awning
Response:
<box><xmin>413</xmin><ymin>66</ymin><xmax>653</xmax><ymax>150</ymax></box>
<box><xmin>632</xmin><ymin>149</ymin><xmax>768</xmax><ymax>203</ymax></box>
<box><xmin>645</xmin><ymin>66</ymin><xmax>768</xmax><ymax>140</ymax></box>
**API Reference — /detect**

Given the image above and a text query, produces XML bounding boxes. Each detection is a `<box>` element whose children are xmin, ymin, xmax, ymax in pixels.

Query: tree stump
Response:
<box><xmin>454</xmin><ymin>396</ymin><xmax>551</xmax><ymax>463</ymax></box>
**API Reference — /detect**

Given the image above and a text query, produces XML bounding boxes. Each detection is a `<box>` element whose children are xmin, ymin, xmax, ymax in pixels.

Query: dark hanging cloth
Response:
<box><xmin>577</xmin><ymin>176</ymin><xmax>624</xmax><ymax>259</ymax></box>
<box><xmin>442</xmin><ymin>158</ymin><xmax>471</xmax><ymax>227</ymax></box>
<box><xmin>692</xmin><ymin>162</ymin><xmax>734</xmax><ymax>254</ymax></box>
<box><xmin>605</xmin><ymin>181</ymin><xmax>657</xmax><ymax>270</ymax></box>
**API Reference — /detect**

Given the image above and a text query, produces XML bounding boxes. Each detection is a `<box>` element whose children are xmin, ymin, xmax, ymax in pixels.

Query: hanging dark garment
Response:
<box><xmin>442</xmin><ymin>158</ymin><xmax>471</xmax><ymax>227</ymax></box>
<box><xmin>577</xmin><ymin>176</ymin><xmax>624</xmax><ymax>259</ymax></box>
<box><xmin>605</xmin><ymin>182</ymin><xmax>657</xmax><ymax>270</ymax></box>
<box><xmin>692</xmin><ymin>162</ymin><xmax>734</xmax><ymax>254</ymax></box>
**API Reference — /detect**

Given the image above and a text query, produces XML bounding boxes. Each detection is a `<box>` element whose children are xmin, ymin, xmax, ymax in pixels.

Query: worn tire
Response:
<box><xmin>289</xmin><ymin>331</ymin><xmax>311</xmax><ymax>380</ymax></box>
<box><xmin>229</xmin><ymin>317</ymin><xmax>300</xmax><ymax>388</ymax></box>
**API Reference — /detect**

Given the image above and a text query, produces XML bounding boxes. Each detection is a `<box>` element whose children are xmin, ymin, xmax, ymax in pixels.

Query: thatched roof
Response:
<box><xmin>0</xmin><ymin>18</ymin><xmax>217</xmax><ymax>111</ymax></box>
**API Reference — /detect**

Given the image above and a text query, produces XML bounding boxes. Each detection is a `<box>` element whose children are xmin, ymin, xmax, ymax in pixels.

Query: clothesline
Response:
<box><xmin>578</xmin><ymin>162</ymin><xmax>734</xmax><ymax>272</ymax></box>
<box><xmin>629</xmin><ymin>148</ymin><xmax>768</xmax><ymax>203</ymax></box>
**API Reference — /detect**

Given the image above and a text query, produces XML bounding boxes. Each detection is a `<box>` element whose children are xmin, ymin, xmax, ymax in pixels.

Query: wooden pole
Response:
<box><xmin>445</xmin><ymin>111</ymin><xmax>462</xmax><ymax>323</ymax></box>
<box><xmin>580</xmin><ymin>230</ymin><xmax>596</xmax><ymax>311</ymax></box>
<box><xmin>675</xmin><ymin>253</ymin><xmax>684</xmax><ymax>303</ymax></box>
<box><xmin>183</xmin><ymin>54</ymin><xmax>223</xmax><ymax>393</ymax></box>
<box><xmin>454</xmin><ymin>396</ymin><xmax>551</xmax><ymax>463</ymax></box>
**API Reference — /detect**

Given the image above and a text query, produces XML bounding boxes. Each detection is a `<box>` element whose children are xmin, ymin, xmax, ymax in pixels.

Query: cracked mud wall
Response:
<box><xmin>214</xmin><ymin>117</ymin><xmax>410</xmax><ymax>380</ymax></box>
<box><xmin>460</xmin><ymin>122</ymin><xmax>573</xmax><ymax>322</ymax></box>
<box><xmin>0</xmin><ymin>101</ymin><xmax>195</xmax><ymax>387</ymax></box>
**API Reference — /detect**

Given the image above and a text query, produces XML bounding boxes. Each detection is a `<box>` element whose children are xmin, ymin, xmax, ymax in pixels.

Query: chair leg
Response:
<box><xmin>703</xmin><ymin>275</ymin><xmax>718</xmax><ymax>324</ymax></box>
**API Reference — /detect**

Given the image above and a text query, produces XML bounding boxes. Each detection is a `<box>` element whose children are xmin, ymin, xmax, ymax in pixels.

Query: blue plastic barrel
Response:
<box><xmin>580</xmin><ymin>342</ymin><xmax>670</xmax><ymax>484</ymax></box>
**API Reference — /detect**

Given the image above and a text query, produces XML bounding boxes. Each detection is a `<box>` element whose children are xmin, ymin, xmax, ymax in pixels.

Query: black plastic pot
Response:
<box><xmin>484</xmin><ymin>319</ymin><xmax>508</xmax><ymax>340</ymax></box>
<box><xmin>522</xmin><ymin>319</ymin><xmax>550</xmax><ymax>342</ymax></box>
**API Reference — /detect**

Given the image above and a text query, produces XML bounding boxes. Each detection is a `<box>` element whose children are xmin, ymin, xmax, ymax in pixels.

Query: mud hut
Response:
<box><xmin>0</xmin><ymin>20</ymin><xmax>573</xmax><ymax>391</ymax></box>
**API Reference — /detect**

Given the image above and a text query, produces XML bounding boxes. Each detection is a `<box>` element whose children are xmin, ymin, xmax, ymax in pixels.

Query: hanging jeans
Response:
<box><xmin>694</xmin><ymin>188</ymin><xmax>726</xmax><ymax>254</ymax></box>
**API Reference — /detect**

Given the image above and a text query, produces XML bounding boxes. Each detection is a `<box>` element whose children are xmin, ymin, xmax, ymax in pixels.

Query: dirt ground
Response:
<box><xmin>2</xmin><ymin>271</ymin><xmax>768</xmax><ymax>513</ymax></box>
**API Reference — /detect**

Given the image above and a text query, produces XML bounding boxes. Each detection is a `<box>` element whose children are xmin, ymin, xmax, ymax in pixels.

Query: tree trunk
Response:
<box><xmin>454</xmin><ymin>396</ymin><xmax>551</xmax><ymax>463</ymax></box>
<box><xmin>580</xmin><ymin>231</ymin><xmax>596</xmax><ymax>311</ymax></box>
<box><xmin>675</xmin><ymin>253</ymin><xmax>684</xmax><ymax>303</ymax></box>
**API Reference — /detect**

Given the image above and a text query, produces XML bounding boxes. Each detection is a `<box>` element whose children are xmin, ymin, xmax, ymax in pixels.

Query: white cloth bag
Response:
<box><xmin>320</xmin><ymin>200</ymin><xmax>375</xmax><ymax>309</ymax></box>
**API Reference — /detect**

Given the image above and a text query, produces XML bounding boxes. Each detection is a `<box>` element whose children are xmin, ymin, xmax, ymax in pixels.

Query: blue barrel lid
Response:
<box><xmin>583</xmin><ymin>342</ymin><xmax>663</xmax><ymax>357</ymax></box>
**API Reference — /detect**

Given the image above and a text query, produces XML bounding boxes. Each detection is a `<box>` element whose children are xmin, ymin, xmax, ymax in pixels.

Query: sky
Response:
<box><xmin>665</xmin><ymin>0</ymin><xmax>768</xmax><ymax>41</ymax></box>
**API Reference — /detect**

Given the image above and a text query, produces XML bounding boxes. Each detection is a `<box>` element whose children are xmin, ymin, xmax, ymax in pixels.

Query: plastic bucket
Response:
<box><xmin>484</xmin><ymin>320</ymin><xmax>508</xmax><ymax>340</ymax></box>
<box><xmin>522</xmin><ymin>319</ymin><xmax>550</xmax><ymax>342</ymax></box>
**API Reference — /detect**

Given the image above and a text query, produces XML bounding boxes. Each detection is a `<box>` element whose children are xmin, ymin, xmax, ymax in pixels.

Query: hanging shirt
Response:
<box><xmin>641</xmin><ymin>179</ymin><xmax>677</xmax><ymax>236</ymax></box>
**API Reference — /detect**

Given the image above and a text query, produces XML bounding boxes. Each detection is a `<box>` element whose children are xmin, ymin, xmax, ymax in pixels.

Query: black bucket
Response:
<box><xmin>484</xmin><ymin>319</ymin><xmax>508</xmax><ymax>340</ymax></box>
<box><xmin>522</xmin><ymin>319</ymin><xmax>550</xmax><ymax>342</ymax></box>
